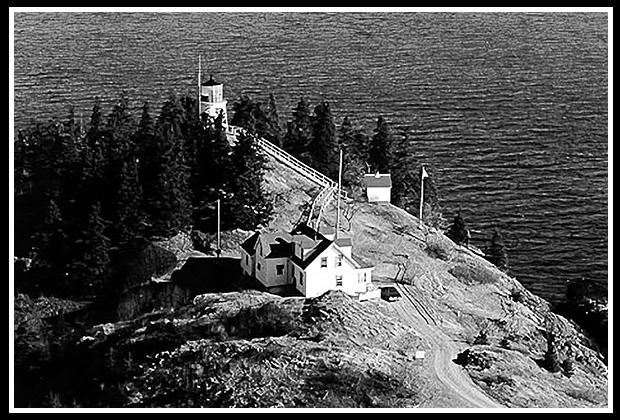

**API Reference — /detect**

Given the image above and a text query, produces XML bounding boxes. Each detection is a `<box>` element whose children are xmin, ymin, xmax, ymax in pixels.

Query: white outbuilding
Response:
<box><xmin>363</xmin><ymin>173</ymin><xmax>392</xmax><ymax>203</ymax></box>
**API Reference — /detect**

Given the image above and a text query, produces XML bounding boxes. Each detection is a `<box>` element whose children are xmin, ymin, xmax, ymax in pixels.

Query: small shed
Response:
<box><xmin>363</xmin><ymin>173</ymin><xmax>392</xmax><ymax>203</ymax></box>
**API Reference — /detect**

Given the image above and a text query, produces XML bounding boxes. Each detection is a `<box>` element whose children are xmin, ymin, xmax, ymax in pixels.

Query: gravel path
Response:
<box><xmin>393</xmin><ymin>283</ymin><xmax>504</xmax><ymax>409</ymax></box>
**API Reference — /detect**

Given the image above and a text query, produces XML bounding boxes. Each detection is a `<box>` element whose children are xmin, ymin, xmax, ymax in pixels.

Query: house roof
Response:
<box><xmin>240</xmin><ymin>232</ymin><xmax>260</xmax><ymax>255</ymax></box>
<box><xmin>288</xmin><ymin>222</ymin><xmax>333</xmax><ymax>269</ymax></box>
<box><xmin>363</xmin><ymin>173</ymin><xmax>392</xmax><ymax>188</ymax></box>
<box><xmin>289</xmin><ymin>238</ymin><xmax>333</xmax><ymax>270</ymax></box>
<box><xmin>265</xmin><ymin>237</ymin><xmax>292</xmax><ymax>259</ymax></box>
<box><xmin>242</xmin><ymin>222</ymin><xmax>370</xmax><ymax>271</ymax></box>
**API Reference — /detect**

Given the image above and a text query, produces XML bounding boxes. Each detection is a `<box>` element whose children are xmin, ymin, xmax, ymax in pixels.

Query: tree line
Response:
<box><xmin>14</xmin><ymin>93</ymin><xmax>272</xmax><ymax>299</ymax></box>
<box><xmin>230</xmin><ymin>95</ymin><xmax>444</xmax><ymax>224</ymax></box>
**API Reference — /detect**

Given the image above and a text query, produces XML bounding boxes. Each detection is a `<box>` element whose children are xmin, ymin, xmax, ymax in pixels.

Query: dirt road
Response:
<box><xmin>392</xmin><ymin>283</ymin><xmax>504</xmax><ymax>409</ymax></box>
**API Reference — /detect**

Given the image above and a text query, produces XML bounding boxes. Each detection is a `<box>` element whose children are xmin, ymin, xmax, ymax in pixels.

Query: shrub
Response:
<box><xmin>425</xmin><ymin>235</ymin><xmax>453</xmax><ymax>261</ymax></box>
<box><xmin>449</xmin><ymin>262</ymin><xmax>497</xmax><ymax>285</ymax></box>
<box><xmin>473</xmin><ymin>329</ymin><xmax>490</xmax><ymax>345</ymax></box>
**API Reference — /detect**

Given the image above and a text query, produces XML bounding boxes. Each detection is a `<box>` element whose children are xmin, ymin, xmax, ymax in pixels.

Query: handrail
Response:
<box><xmin>229</xmin><ymin>125</ymin><xmax>348</xmax><ymax>200</ymax></box>
<box><xmin>308</xmin><ymin>185</ymin><xmax>330</xmax><ymax>225</ymax></box>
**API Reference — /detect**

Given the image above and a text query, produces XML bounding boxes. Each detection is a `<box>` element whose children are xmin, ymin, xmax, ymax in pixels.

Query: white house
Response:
<box><xmin>363</xmin><ymin>173</ymin><xmax>392</xmax><ymax>203</ymax></box>
<box><xmin>240</xmin><ymin>223</ymin><xmax>376</xmax><ymax>299</ymax></box>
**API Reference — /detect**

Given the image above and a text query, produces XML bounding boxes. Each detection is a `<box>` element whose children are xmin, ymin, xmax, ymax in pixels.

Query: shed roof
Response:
<box><xmin>334</xmin><ymin>237</ymin><xmax>352</xmax><ymax>248</ymax></box>
<box><xmin>363</xmin><ymin>173</ymin><xmax>392</xmax><ymax>188</ymax></box>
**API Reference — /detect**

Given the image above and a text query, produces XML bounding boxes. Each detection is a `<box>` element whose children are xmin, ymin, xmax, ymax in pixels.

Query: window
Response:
<box><xmin>257</xmin><ymin>262</ymin><xmax>262</xmax><ymax>271</ymax></box>
<box><xmin>246</xmin><ymin>255</ymin><xmax>249</xmax><ymax>265</ymax></box>
<box><xmin>358</xmin><ymin>272</ymin><xmax>367</xmax><ymax>283</ymax></box>
<box><xmin>300</xmin><ymin>273</ymin><xmax>304</xmax><ymax>286</ymax></box>
<box><xmin>276</xmin><ymin>264</ymin><xmax>284</xmax><ymax>276</ymax></box>
<box><xmin>321</xmin><ymin>257</ymin><xmax>328</xmax><ymax>268</ymax></box>
<box><xmin>336</xmin><ymin>275</ymin><xmax>343</xmax><ymax>287</ymax></box>
<box><xmin>336</xmin><ymin>254</ymin><xmax>342</xmax><ymax>267</ymax></box>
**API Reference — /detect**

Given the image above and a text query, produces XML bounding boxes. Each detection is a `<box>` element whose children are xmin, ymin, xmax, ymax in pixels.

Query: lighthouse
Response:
<box><xmin>198</xmin><ymin>56</ymin><xmax>228</xmax><ymax>128</ymax></box>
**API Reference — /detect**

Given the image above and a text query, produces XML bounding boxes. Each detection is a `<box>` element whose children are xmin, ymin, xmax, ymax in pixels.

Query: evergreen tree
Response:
<box><xmin>69</xmin><ymin>201</ymin><xmax>111</xmax><ymax>296</ymax></box>
<box><xmin>230</xmin><ymin>94</ymin><xmax>282</xmax><ymax>146</ymax></box>
<box><xmin>368</xmin><ymin>116</ymin><xmax>393</xmax><ymax>173</ymax></box>
<box><xmin>107</xmin><ymin>159</ymin><xmax>145</xmax><ymax>251</ymax></box>
<box><xmin>544</xmin><ymin>331</ymin><xmax>562</xmax><ymax>373</ymax></box>
<box><xmin>231</xmin><ymin>95</ymin><xmax>257</xmax><ymax>131</ymax></box>
<box><xmin>106</xmin><ymin>92</ymin><xmax>135</xmax><ymax>144</ymax></box>
<box><xmin>390</xmin><ymin>134</ymin><xmax>420</xmax><ymax>212</ymax></box>
<box><xmin>137</xmin><ymin>101</ymin><xmax>155</xmax><ymax>137</ymax></box>
<box><xmin>309</xmin><ymin>100</ymin><xmax>339</xmax><ymax>180</ymax></box>
<box><xmin>352</xmin><ymin>132</ymin><xmax>370</xmax><ymax>166</ymax></box>
<box><xmin>140</xmin><ymin>95</ymin><xmax>192</xmax><ymax>237</ymax></box>
<box><xmin>88</xmin><ymin>98</ymin><xmax>103</xmax><ymax>138</ymax></box>
<box><xmin>338</xmin><ymin>116</ymin><xmax>367</xmax><ymax>197</ymax></box>
<box><xmin>31</xmin><ymin>198</ymin><xmax>68</xmax><ymax>272</ymax></box>
<box><xmin>29</xmin><ymin>198</ymin><xmax>70</xmax><ymax>295</ymax></box>
<box><xmin>283</xmin><ymin>98</ymin><xmax>313</xmax><ymax>163</ymax></box>
<box><xmin>190</xmin><ymin>113</ymin><xmax>233</xmax><ymax>232</ymax></box>
<box><xmin>445</xmin><ymin>211</ymin><xmax>470</xmax><ymax>246</ymax></box>
<box><xmin>224</xmin><ymin>131</ymin><xmax>273</xmax><ymax>230</ymax></box>
<box><xmin>267</xmin><ymin>93</ymin><xmax>281</xmax><ymax>138</ymax></box>
<box><xmin>486</xmin><ymin>228</ymin><xmax>508</xmax><ymax>272</ymax></box>
<box><xmin>338</xmin><ymin>116</ymin><xmax>354</xmax><ymax>151</ymax></box>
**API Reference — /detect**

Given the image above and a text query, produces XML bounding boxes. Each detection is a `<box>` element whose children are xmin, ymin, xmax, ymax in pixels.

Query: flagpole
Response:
<box><xmin>419</xmin><ymin>176</ymin><xmax>424</xmax><ymax>228</ymax></box>
<box><xmin>335</xmin><ymin>149</ymin><xmax>343</xmax><ymax>240</ymax></box>
<box><xmin>419</xmin><ymin>166</ymin><xmax>426</xmax><ymax>228</ymax></box>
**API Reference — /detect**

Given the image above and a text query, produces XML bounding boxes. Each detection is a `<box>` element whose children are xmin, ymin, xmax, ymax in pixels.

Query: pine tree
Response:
<box><xmin>69</xmin><ymin>201</ymin><xmax>111</xmax><ymax>296</ymax></box>
<box><xmin>138</xmin><ymin>101</ymin><xmax>155</xmax><ymax>137</ymax></box>
<box><xmin>544</xmin><ymin>331</ymin><xmax>562</xmax><ymax>373</ymax></box>
<box><xmin>88</xmin><ymin>98</ymin><xmax>103</xmax><ymax>138</ymax></box>
<box><xmin>107</xmin><ymin>159</ymin><xmax>145</xmax><ymax>251</ymax></box>
<box><xmin>140</xmin><ymin>95</ymin><xmax>193</xmax><ymax>237</ymax></box>
<box><xmin>446</xmin><ymin>211</ymin><xmax>470</xmax><ymax>246</ymax></box>
<box><xmin>190</xmin><ymin>113</ymin><xmax>233</xmax><ymax>232</ymax></box>
<box><xmin>486</xmin><ymin>228</ymin><xmax>508</xmax><ymax>272</ymax></box>
<box><xmin>390</xmin><ymin>134</ymin><xmax>420</xmax><ymax>212</ymax></box>
<box><xmin>224</xmin><ymin>131</ymin><xmax>273</xmax><ymax>230</ymax></box>
<box><xmin>267</xmin><ymin>93</ymin><xmax>281</xmax><ymax>142</ymax></box>
<box><xmin>338</xmin><ymin>116</ymin><xmax>367</xmax><ymax>197</ymax></box>
<box><xmin>32</xmin><ymin>198</ymin><xmax>68</xmax><ymax>272</ymax></box>
<box><xmin>283</xmin><ymin>98</ymin><xmax>313</xmax><ymax>163</ymax></box>
<box><xmin>309</xmin><ymin>100</ymin><xmax>339</xmax><ymax>179</ymax></box>
<box><xmin>29</xmin><ymin>198</ymin><xmax>72</xmax><ymax>295</ymax></box>
<box><xmin>368</xmin><ymin>116</ymin><xmax>393</xmax><ymax>173</ymax></box>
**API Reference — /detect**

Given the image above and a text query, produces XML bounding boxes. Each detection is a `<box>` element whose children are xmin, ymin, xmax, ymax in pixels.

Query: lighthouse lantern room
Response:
<box><xmin>198</xmin><ymin>56</ymin><xmax>228</xmax><ymax>127</ymax></box>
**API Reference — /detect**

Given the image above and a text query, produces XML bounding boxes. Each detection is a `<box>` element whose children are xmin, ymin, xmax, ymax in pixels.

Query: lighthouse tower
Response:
<box><xmin>198</xmin><ymin>57</ymin><xmax>228</xmax><ymax>127</ymax></box>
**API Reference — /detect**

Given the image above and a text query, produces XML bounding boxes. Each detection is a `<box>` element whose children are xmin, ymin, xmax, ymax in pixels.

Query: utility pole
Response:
<box><xmin>335</xmin><ymin>149</ymin><xmax>343</xmax><ymax>240</ymax></box>
<box><xmin>216</xmin><ymin>198</ymin><xmax>221</xmax><ymax>258</ymax></box>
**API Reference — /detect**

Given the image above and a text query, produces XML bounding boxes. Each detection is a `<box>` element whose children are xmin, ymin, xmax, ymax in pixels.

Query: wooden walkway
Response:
<box><xmin>228</xmin><ymin>125</ymin><xmax>347</xmax><ymax>201</ymax></box>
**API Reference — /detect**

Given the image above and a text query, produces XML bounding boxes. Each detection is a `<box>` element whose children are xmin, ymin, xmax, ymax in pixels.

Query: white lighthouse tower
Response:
<box><xmin>198</xmin><ymin>56</ymin><xmax>228</xmax><ymax>128</ymax></box>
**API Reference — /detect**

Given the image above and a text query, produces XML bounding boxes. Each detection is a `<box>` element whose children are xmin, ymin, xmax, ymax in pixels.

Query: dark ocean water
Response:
<box><xmin>12</xmin><ymin>12</ymin><xmax>608</xmax><ymax>305</ymax></box>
